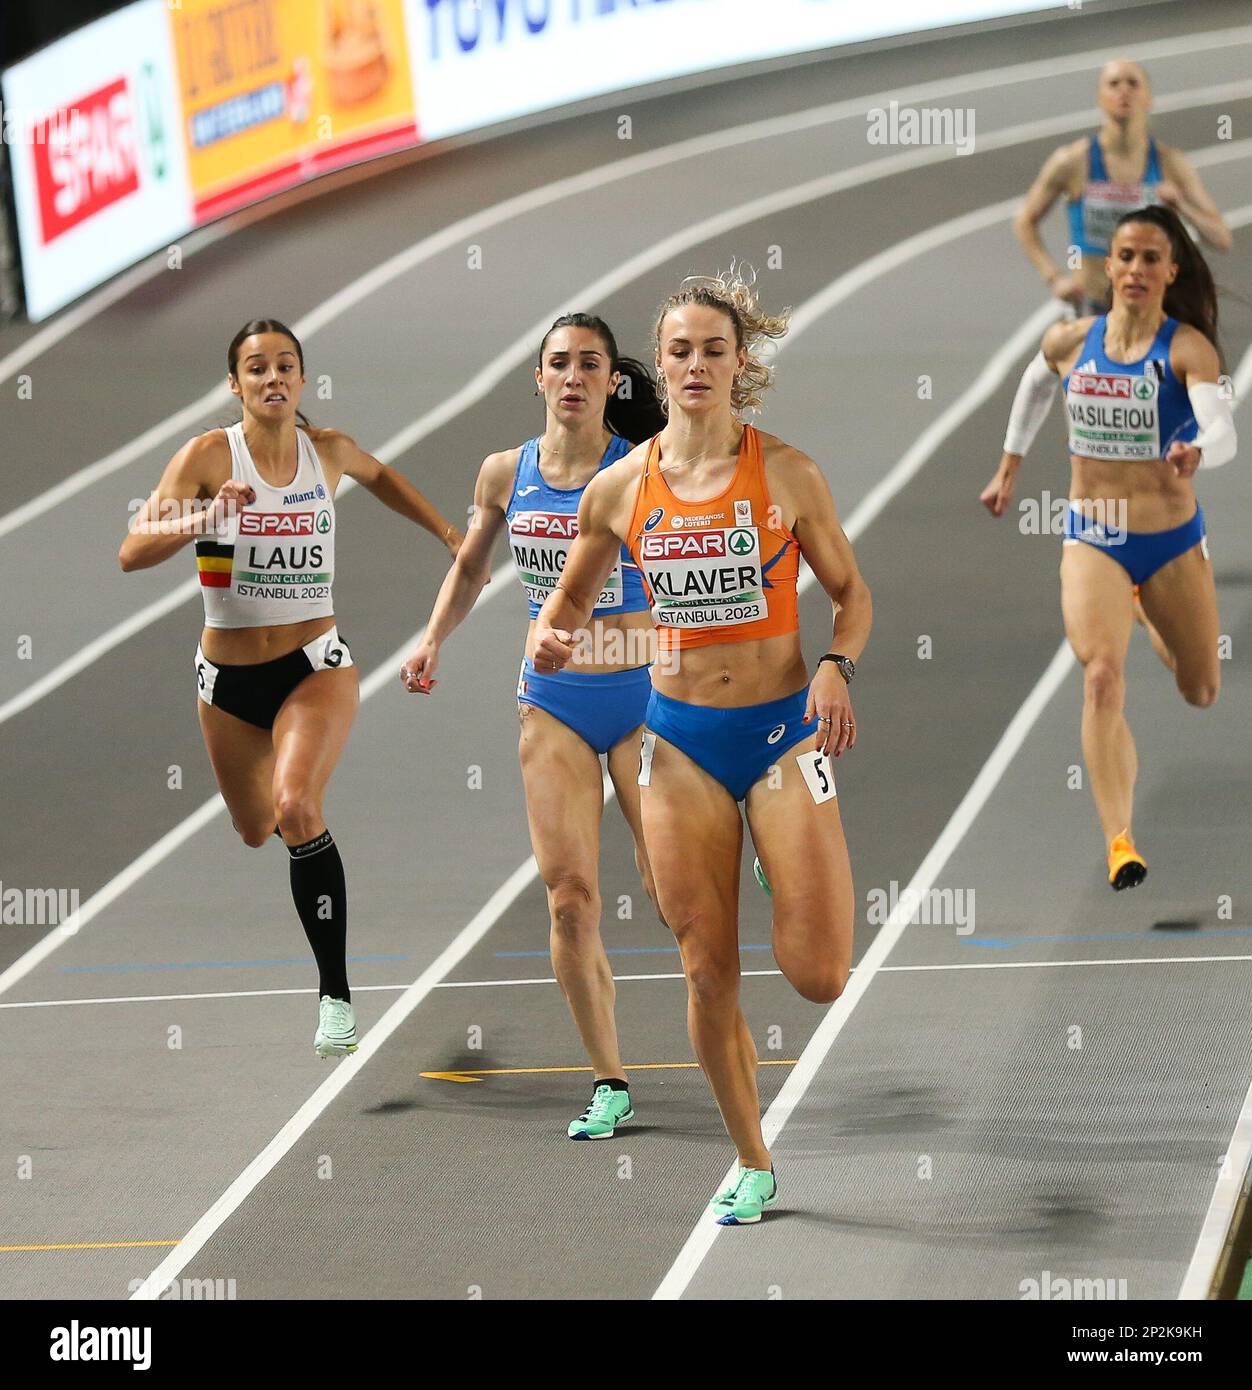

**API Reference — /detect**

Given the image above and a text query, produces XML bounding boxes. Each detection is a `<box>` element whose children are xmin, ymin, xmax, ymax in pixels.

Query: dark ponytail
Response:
<box><xmin>226</xmin><ymin>318</ymin><xmax>314</xmax><ymax>429</ymax></box>
<box><xmin>1113</xmin><ymin>206</ymin><xmax>1220</xmax><ymax>358</ymax></box>
<box><xmin>537</xmin><ymin>313</ymin><xmax>667</xmax><ymax>445</ymax></box>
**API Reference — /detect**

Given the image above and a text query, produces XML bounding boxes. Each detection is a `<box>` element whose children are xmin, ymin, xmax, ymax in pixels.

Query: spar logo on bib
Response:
<box><xmin>238</xmin><ymin>511</ymin><xmax>314</xmax><ymax>536</ymax></box>
<box><xmin>1070</xmin><ymin>373</ymin><xmax>1156</xmax><ymax>402</ymax></box>
<box><xmin>1071</xmin><ymin>373</ymin><xmax>1127</xmax><ymax>398</ymax></box>
<box><xmin>511</xmin><ymin>511</ymin><xmax>579</xmax><ymax>539</ymax></box>
<box><xmin>641</xmin><ymin>532</ymin><xmax>725</xmax><ymax>560</ymax></box>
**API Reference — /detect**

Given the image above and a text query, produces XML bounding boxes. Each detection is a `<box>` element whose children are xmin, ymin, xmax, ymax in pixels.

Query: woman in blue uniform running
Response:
<box><xmin>1014</xmin><ymin>59</ymin><xmax>1230</xmax><ymax>315</ymax></box>
<box><xmin>399</xmin><ymin>314</ymin><xmax>668</xmax><ymax>1140</ymax></box>
<box><xmin>982</xmin><ymin>207</ymin><xmax>1236</xmax><ymax>888</ymax></box>
<box><xmin>121</xmin><ymin>319</ymin><xmax>463</xmax><ymax>1058</ymax></box>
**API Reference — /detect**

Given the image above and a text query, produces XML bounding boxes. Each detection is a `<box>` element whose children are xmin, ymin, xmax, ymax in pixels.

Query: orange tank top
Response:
<box><xmin>625</xmin><ymin>424</ymin><xmax>800</xmax><ymax>652</ymax></box>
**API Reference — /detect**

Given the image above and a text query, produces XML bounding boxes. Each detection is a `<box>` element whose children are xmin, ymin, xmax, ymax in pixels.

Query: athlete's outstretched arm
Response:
<box><xmin>1013</xmin><ymin>143</ymin><xmax>1083</xmax><ymax>305</ymax></box>
<box><xmin>400</xmin><ymin>451</ymin><xmax>511</xmax><ymax>694</ymax></box>
<box><xmin>1166</xmin><ymin>326</ymin><xmax>1236</xmax><ymax>477</ymax></box>
<box><xmin>790</xmin><ymin>454</ymin><xmax>871</xmax><ymax>757</ymax></box>
<box><xmin>981</xmin><ymin>318</ymin><xmax>1081</xmax><ymax>517</ymax></box>
<box><xmin>791</xmin><ymin>458</ymin><xmax>872</xmax><ymax>664</ymax></box>
<box><xmin>118</xmin><ymin>433</ymin><xmax>243</xmax><ymax>572</ymax></box>
<box><xmin>532</xmin><ymin>469</ymin><xmax>625</xmax><ymax>672</ymax></box>
<box><xmin>1158</xmin><ymin>151</ymin><xmax>1233</xmax><ymax>253</ymax></box>
<box><xmin>316</xmin><ymin>429</ymin><xmax>463</xmax><ymax>557</ymax></box>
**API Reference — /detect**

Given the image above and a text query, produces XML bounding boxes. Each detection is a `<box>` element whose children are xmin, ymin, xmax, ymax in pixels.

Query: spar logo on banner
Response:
<box><xmin>1</xmin><ymin>0</ymin><xmax>192</xmax><ymax>321</ymax></box>
<box><xmin>30</xmin><ymin>77</ymin><xmax>142</xmax><ymax>244</ymax></box>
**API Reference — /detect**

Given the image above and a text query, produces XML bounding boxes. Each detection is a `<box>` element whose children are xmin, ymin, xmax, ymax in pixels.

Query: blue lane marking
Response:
<box><xmin>494</xmin><ymin>944</ymin><xmax>773</xmax><ymax>959</ymax></box>
<box><xmin>58</xmin><ymin>954</ymin><xmax>409</xmax><ymax>974</ymax></box>
<box><xmin>960</xmin><ymin>926</ymin><xmax>1252</xmax><ymax>951</ymax></box>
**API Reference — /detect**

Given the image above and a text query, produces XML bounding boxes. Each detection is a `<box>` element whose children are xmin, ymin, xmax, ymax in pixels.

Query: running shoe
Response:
<box><xmin>1107</xmin><ymin>832</ymin><xmax>1147</xmax><ymax>892</ymax></box>
<box><xmin>752</xmin><ymin>856</ymin><xmax>773</xmax><ymax>897</ymax></box>
<box><xmin>710</xmin><ymin>1166</ymin><xmax>778</xmax><ymax>1225</ymax></box>
<box><xmin>568</xmin><ymin>1083</ymin><xmax>633</xmax><ymax>1139</ymax></box>
<box><xmin>314</xmin><ymin>996</ymin><xmax>358</xmax><ymax>1057</ymax></box>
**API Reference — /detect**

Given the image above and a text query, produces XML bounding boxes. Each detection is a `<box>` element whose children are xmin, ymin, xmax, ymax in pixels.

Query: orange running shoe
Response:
<box><xmin>1108</xmin><ymin>831</ymin><xmax>1147</xmax><ymax>891</ymax></box>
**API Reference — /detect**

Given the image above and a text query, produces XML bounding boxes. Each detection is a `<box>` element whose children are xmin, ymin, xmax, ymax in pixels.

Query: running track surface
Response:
<box><xmin>0</xmin><ymin>0</ymin><xmax>1249</xmax><ymax>1300</ymax></box>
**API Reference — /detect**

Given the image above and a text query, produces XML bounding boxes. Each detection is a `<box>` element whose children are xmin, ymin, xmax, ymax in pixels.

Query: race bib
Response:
<box><xmin>1082</xmin><ymin>180</ymin><xmax>1157</xmax><ymax>250</ymax></box>
<box><xmin>796</xmin><ymin>749</ymin><xmax>837</xmax><ymax>805</ymax></box>
<box><xmin>509</xmin><ymin>511</ymin><xmax>622</xmax><ymax>609</ymax></box>
<box><xmin>639</xmin><ymin>526</ymin><xmax>768</xmax><ymax>629</ymax></box>
<box><xmin>638</xmin><ymin>729</ymin><xmax>657</xmax><ymax>787</ymax></box>
<box><xmin>1066</xmin><ymin>371</ymin><xmax>1161</xmax><ymax>461</ymax></box>
<box><xmin>233</xmin><ymin>507</ymin><xmax>333</xmax><ymax>596</ymax></box>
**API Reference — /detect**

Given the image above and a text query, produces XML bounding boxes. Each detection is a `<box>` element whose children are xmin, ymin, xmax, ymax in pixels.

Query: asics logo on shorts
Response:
<box><xmin>767</xmin><ymin>724</ymin><xmax>786</xmax><ymax>744</ymax></box>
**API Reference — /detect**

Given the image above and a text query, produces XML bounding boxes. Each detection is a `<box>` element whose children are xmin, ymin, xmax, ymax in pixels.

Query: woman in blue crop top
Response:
<box><xmin>1014</xmin><ymin>59</ymin><xmax>1230</xmax><ymax>315</ymax></box>
<box><xmin>400</xmin><ymin>314</ymin><xmax>668</xmax><ymax>1141</ymax></box>
<box><xmin>983</xmin><ymin>207</ymin><xmax>1236</xmax><ymax>894</ymax></box>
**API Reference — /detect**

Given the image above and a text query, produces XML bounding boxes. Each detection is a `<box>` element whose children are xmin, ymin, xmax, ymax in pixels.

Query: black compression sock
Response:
<box><xmin>595</xmin><ymin>1077</ymin><xmax>629</xmax><ymax>1092</ymax></box>
<box><xmin>288</xmin><ymin>830</ymin><xmax>350</xmax><ymax>1002</ymax></box>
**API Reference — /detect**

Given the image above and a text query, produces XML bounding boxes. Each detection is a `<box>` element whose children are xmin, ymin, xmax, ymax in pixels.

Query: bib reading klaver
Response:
<box><xmin>626</xmin><ymin>425</ymin><xmax>799</xmax><ymax>652</ymax></box>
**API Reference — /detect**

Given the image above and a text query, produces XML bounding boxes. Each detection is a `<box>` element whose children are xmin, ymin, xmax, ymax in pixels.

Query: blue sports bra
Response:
<box><xmin>1063</xmin><ymin>315</ymin><xmax>1196</xmax><ymax>462</ymax></box>
<box><xmin>504</xmin><ymin>434</ymin><xmax>649</xmax><ymax>618</ymax></box>
<box><xmin>1067</xmin><ymin>134</ymin><xmax>1161</xmax><ymax>256</ymax></box>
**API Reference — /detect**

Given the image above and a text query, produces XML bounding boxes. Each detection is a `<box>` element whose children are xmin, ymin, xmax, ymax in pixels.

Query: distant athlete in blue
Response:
<box><xmin>982</xmin><ymin>207</ymin><xmax>1236</xmax><ymax>891</ymax></box>
<box><xmin>1014</xmin><ymin>59</ymin><xmax>1230</xmax><ymax>315</ymax></box>
<box><xmin>401</xmin><ymin>314</ymin><xmax>668</xmax><ymax>1140</ymax></box>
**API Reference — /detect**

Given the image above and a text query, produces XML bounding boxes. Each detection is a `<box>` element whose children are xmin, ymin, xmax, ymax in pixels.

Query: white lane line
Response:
<box><xmin>880</xmin><ymin>954</ymin><xmax>1252</xmax><ymax>972</ymax></box>
<box><xmin>129</xmin><ymin>764</ymin><xmax>614</xmax><ymax>1299</ymax></box>
<box><xmin>12</xmin><ymin>156</ymin><xmax>1249</xmax><ymax>734</ymax></box>
<box><xmin>0</xmin><ymin>221</ymin><xmax>236</xmax><ymax>386</ymax></box>
<box><xmin>3</xmin><ymin>21</ymin><xmax>1248</xmax><ymax>392</ymax></box>
<box><xmin>0</xmin><ymin>576</ymin><xmax>200</xmax><ymax>725</ymax></box>
<box><xmin>652</xmin><ymin>642</ymin><xmax>1076</xmax><ymax>1299</ymax></box>
<box><xmin>6</xmin><ymin>954</ymin><xmax>1250</xmax><ymax>1011</ymax></box>
<box><xmin>0</xmin><ymin>794</ymin><xmax>226</xmax><ymax>997</ymax></box>
<box><xmin>1179</xmin><ymin>1075</ymin><xmax>1252</xmax><ymax>1299</ymax></box>
<box><xmin>3</xmin><ymin>62</ymin><xmax>1250</xmax><ymax>547</ymax></box>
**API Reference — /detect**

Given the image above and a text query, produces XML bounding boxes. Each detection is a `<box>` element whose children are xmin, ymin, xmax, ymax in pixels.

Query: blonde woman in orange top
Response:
<box><xmin>533</xmin><ymin>272</ymin><xmax>872</xmax><ymax>1225</ymax></box>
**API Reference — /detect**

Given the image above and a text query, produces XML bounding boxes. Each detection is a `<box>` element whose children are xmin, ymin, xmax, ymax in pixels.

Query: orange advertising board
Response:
<box><xmin>169</xmin><ymin>0</ymin><xmax>417</xmax><ymax>224</ymax></box>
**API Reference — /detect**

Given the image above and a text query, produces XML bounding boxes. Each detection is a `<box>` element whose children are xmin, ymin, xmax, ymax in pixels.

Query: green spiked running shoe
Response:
<box><xmin>568</xmin><ymin>1083</ymin><xmax>634</xmax><ymax>1140</ymax></box>
<box><xmin>314</xmin><ymin>996</ymin><xmax>358</xmax><ymax>1058</ymax></box>
<box><xmin>752</xmin><ymin>856</ymin><xmax>773</xmax><ymax>897</ymax></box>
<box><xmin>710</xmin><ymin>1166</ymin><xmax>778</xmax><ymax>1225</ymax></box>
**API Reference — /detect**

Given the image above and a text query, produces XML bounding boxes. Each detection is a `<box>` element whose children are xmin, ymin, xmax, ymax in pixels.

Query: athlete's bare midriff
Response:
<box><xmin>200</xmin><ymin>615</ymin><xmax>338</xmax><ymax>666</ymax></box>
<box><xmin>1069</xmin><ymin>456</ymin><xmax>1198</xmax><ymax>532</ymax></box>
<box><xmin>651</xmin><ymin>631</ymin><xmax>808</xmax><ymax>707</ymax></box>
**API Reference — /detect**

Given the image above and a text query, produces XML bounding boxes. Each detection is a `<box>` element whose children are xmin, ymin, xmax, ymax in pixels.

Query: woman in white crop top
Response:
<box><xmin>120</xmin><ymin>319</ymin><xmax>462</xmax><ymax>1058</ymax></box>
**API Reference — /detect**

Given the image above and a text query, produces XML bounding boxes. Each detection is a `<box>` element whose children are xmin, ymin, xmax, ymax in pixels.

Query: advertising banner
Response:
<box><xmin>169</xmin><ymin>0</ymin><xmax>418</xmax><ymax>224</ymax></box>
<box><xmin>405</xmin><ymin>0</ymin><xmax>1064</xmax><ymax>141</ymax></box>
<box><xmin>3</xmin><ymin>0</ymin><xmax>1063</xmax><ymax>319</ymax></box>
<box><xmin>1</xmin><ymin>0</ymin><xmax>192</xmax><ymax>321</ymax></box>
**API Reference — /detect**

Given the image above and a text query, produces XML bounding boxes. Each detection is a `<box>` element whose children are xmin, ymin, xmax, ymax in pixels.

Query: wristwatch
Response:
<box><xmin>818</xmin><ymin>653</ymin><xmax>855</xmax><ymax>683</ymax></box>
